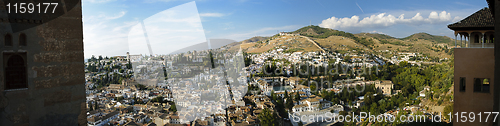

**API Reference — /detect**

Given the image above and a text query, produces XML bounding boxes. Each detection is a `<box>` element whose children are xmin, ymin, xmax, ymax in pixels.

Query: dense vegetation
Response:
<box><xmin>283</xmin><ymin>48</ymin><xmax>305</xmax><ymax>53</ymax></box>
<box><xmin>339</xmin><ymin>61</ymin><xmax>453</xmax><ymax>125</ymax></box>
<box><xmin>362</xmin><ymin>61</ymin><xmax>454</xmax><ymax>99</ymax></box>
<box><xmin>363</xmin><ymin>33</ymin><xmax>396</xmax><ymax>40</ymax></box>
<box><xmin>242</xmin><ymin>36</ymin><xmax>270</xmax><ymax>43</ymax></box>
<box><xmin>401</xmin><ymin>33</ymin><xmax>454</xmax><ymax>44</ymax></box>
<box><xmin>292</xmin><ymin>25</ymin><xmax>356</xmax><ymax>39</ymax></box>
<box><xmin>255</xmin><ymin>58</ymin><xmax>454</xmax><ymax>125</ymax></box>
<box><xmin>86</xmin><ymin>55</ymin><xmax>133</xmax><ymax>89</ymax></box>
<box><xmin>292</xmin><ymin>25</ymin><xmax>375</xmax><ymax>48</ymax></box>
<box><xmin>374</xmin><ymin>37</ymin><xmax>413</xmax><ymax>46</ymax></box>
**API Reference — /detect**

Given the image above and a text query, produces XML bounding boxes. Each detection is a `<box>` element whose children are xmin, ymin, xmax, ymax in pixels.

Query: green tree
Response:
<box><xmin>116</xmin><ymin>96</ymin><xmax>124</xmax><ymax>102</ymax></box>
<box><xmin>258</xmin><ymin>108</ymin><xmax>277</xmax><ymax>126</ymax></box>
<box><xmin>209</xmin><ymin>51</ymin><xmax>215</xmax><ymax>68</ymax></box>
<box><xmin>94</xmin><ymin>101</ymin><xmax>99</xmax><ymax>110</ymax></box>
<box><xmin>152</xmin><ymin>96</ymin><xmax>164</xmax><ymax>103</ymax></box>
<box><xmin>284</xmin><ymin>90</ymin><xmax>289</xmax><ymax>99</ymax></box>
<box><xmin>169</xmin><ymin>102</ymin><xmax>177</xmax><ymax>113</ymax></box>
<box><xmin>90</xmin><ymin>55</ymin><xmax>97</xmax><ymax>62</ymax></box>
<box><xmin>137</xmin><ymin>84</ymin><xmax>146</xmax><ymax>90</ymax></box>
<box><xmin>309</xmin><ymin>81</ymin><xmax>317</xmax><ymax>92</ymax></box>
<box><xmin>89</xmin><ymin>102</ymin><xmax>94</xmax><ymax>111</ymax></box>
<box><xmin>443</xmin><ymin>104</ymin><xmax>453</xmax><ymax>120</ymax></box>
<box><xmin>127</xmin><ymin>60</ymin><xmax>132</xmax><ymax>69</ymax></box>
<box><xmin>317</xmin><ymin>102</ymin><xmax>323</xmax><ymax>110</ymax></box>
<box><xmin>285</xmin><ymin>93</ymin><xmax>294</xmax><ymax>110</ymax></box>
<box><xmin>295</xmin><ymin>92</ymin><xmax>301</xmax><ymax>102</ymax></box>
<box><xmin>339</xmin><ymin>111</ymin><xmax>347</xmax><ymax>116</ymax></box>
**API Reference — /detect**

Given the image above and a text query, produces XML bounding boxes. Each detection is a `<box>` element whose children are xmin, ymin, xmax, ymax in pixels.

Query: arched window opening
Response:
<box><xmin>474</xmin><ymin>78</ymin><xmax>490</xmax><ymax>93</ymax></box>
<box><xmin>19</xmin><ymin>33</ymin><xmax>26</xmax><ymax>46</ymax></box>
<box><xmin>483</xmin><ymin>78</ymin><xmax>490</xmax><ymax>92</ymax></box>
<box><xmin>474</xmin><ymin>34</ymin><xmax>480</xmax><ymax>43</ymax></box>
<box><xmin>490</xmin><ymin>35</ymin><xmax>494</xmax><ymax>43</ymax></box>
<box><xmin>4</xmin><ymin>54</ymin><xmax>27</xmax><ymax>89</ymax></box>
<box><xmin>5</xmin><ymin>34</ymin><xmax>12</xmax><ymax>46</ymax></box>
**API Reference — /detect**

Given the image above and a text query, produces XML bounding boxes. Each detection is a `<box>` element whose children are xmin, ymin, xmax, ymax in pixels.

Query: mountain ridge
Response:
<box><xmin>229</xmin><ymin>25</ymin><xmax>454</xmax><ymax>59</ymax></box>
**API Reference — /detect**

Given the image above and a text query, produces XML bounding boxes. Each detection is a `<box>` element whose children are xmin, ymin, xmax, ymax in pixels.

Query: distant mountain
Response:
<box><xmin>234</xmin><ymin>25</ymin><xmax>455</xmax><ymax>59</ymax></box>
<box><xmin>241</xmin><ymin>36</ymin><xmax>269</xmax><ymax>43</ymax></box>
<box><xmin>401</xmin><ymin>32</ymin><xmax>454</xmax><ymax>44</ymax></box>
<box><xmin>169</xmin><ymin>39</ymin><xmax>237</xmax><ymax>54</ymax></box>
<box><xmin>358</xmin><ymin>33</ymin><xmax>396</xmax><ymax>40</ymax></box>
<box><xmin>291</xmin><ymin>25</ymin><xmax>355</xmax><ymax>39</ymax></box>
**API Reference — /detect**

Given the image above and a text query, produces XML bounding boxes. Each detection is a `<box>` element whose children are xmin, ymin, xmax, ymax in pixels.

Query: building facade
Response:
<box><xmin>0</xmin><ymin>0</ymin><xmax>86</xmax><ymax>125</ymax></box>
<box><xmin>375</xmin><ymin>80</ymin><xmax>393</xmax><ymax>96</ymax></box>
<box><xmin>449</xmin><ymin>7</ymin><xmax>495</xmax><ymax>126</ymax></box>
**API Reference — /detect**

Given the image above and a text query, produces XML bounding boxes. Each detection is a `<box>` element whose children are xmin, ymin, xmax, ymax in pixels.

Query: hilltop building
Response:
<box><xmin>375</xmin><ymin>80</ymin><xmax>393</xmax><ymax>96</ymax></box>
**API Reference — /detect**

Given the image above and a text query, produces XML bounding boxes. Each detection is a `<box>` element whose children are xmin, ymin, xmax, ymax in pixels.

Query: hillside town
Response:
<box><xmin>84</xmin><ymin>31</ymin><xmax>452</xmax><ymax>126</ymax></box>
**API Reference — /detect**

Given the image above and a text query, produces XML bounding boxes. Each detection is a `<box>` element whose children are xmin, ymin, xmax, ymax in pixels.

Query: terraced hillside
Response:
<box><xmin>239</xmin><ymin>35</ymin><xmax>321</xmax><ymax>53</ymax></box>
<box><xmin>228</xmin><ymin>25</ymin><xmax>455</xmax><ymax>59</ymax></box>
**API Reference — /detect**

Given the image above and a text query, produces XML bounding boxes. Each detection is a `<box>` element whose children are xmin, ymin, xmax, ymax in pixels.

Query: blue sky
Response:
<box><xmin>82</xmin><ymin>0</ymin><xmax>488</xmax><ymax>58</ymax></box>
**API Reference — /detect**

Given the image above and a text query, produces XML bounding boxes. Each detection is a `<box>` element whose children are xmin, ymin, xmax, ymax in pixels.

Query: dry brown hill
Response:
<box><xmin>227</xmin><ymin>25</ymin><xmax>455</xmax><ymax>59</ymax></box>
<box><xmin>241</xmin><ymin>36</ymin><xmax>269</xmax><ymax>44</ymax></box>
<box><xmin>238</xmin><ymin>35</ymin><xmax>321</xmax><ymax>53</ymax></box>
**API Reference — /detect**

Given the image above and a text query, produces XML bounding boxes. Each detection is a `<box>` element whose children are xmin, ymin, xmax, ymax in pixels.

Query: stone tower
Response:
<box><xmin>0</xmin><ymin>0</ymin><xmax>86</xmax><ymax>125</ymax></box>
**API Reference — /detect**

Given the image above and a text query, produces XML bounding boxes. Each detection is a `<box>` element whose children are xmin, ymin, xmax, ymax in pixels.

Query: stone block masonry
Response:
<box><xmin>0</xmin><ymin>0</ymin><xmax>86</xmax><ymax>126</ymax></box>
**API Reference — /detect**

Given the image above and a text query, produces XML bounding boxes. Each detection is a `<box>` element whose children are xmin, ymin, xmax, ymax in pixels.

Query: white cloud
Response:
<box><xmin>369</xmin><ymin>30</ymin><xmax>386</xmax><ymax>34</ymax></box>
<box><xmin>452</xmin><ymin>16</ymin><xmax>463</xmax><ymax>22</ymax></box>
<box><xmin>128</xmin><ymin>1</ymin><xmax>207</xmax><ymax>55</ymax></box>
<box><xmin>200</xmin><ymin>13</ymin><xmax>226</xmax><ymax>17</ymax></box>
<box><xmin>84</xmin><ymin>1</ymin><xmax>208</xmax><ymax>58</ymax></box>
<box><xmin>105</xmin><ymin>11</ymin><xmax>127</xmax><ymax>20</ymax></box>
<box><xmin>319</xmin><ymin>11</ymin><xmax>459</xmax><ymax>32</ymax></box>
<box><xmin>84</xmin><ymin>11</ymin><xmax>127</xmax><ymax>22</ymax></box>
<box><xmin>83</xmin><ymin>11</ymin><xmax>134</xmax><ymax>58</ymax></box>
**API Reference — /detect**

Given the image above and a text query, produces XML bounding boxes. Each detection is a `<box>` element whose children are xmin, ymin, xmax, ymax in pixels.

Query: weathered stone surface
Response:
<box><xmin>38</xmin><ymin>40</ymin><xmax>84</xmax><ymax>52</ymax></box>
<box><xmin>32</xmin><ymin>64</ymin><xmax>83</xmax><ymax>78</ymax></box>
<box><xmin>0</xmin><ymin>71</ymin><xmax>3</xmax><ymax>88</ymax></box>
<box><xmin>71</xmin><ymin>93</ymin><xmax>86</xmax><ymax>102</ymax></box>
<box><xmin>33</xmin><ymin>51</ymin><xmax>83</xmax><ymax>63</ymax></box>
<box><xmin>0</xmin><ymin>93</ymin><xmax>7</xmax><ymax>109</ymax></box>
<box><xmin>9</xmin><ymin>113</ymin><xmax>28</xmax><ymax>124</ymax></box>
<box><xmin>6</xmin><ymin>103</ymin><xmax>28</xmax><ymax>125</ymax></box>
<box><xmin>78</xmin><ymin>102</ymin><xmax>86</xmax><ymax>126</ymax></box>
<box><xmin>34</xmin><ymin>74</ymin><xmax>84</xmax><ymax>89</ymax></box>
<box><xmin>14</xmin><ymin>123</ymin><xmax>29</xmax><ymax>126</ymax></box>
<box><xmin>44</xmin><ymin>90</ymin><xmax>72</xmax><ymax>106</ymax></box>
<box><xmin>34</xmin><ymin>77</ymin><xmax>61</xmax><ymax>89</ymax></box>
<box><xmin>64</xmin><ymin>75</ymin><xmax>85</xmax><ymax>86</ymax></box>
<box><xmin>37</xmin><ymin>19</ymin><xmax>83</xmax><ymax>40</ymax></box>
<box><xmin>37</xmin><ymin>113</ymin><xmax>80</xmax><ymax>126</ymax></box>
<box><xmin>0</xmin><ymin>1</ymin><xmax>85</xmax><ymax>125</ymax></box>
<box><xmin>4</xmin><ymin>90</ymin><xmax>28</xmax><ymax>98</ymax></box>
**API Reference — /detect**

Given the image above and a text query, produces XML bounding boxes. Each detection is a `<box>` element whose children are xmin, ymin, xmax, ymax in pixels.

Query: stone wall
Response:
<box><xmin>0</xmin><ymin>0</ymin><xmax>86</xmax><ymax>126</ymax></box>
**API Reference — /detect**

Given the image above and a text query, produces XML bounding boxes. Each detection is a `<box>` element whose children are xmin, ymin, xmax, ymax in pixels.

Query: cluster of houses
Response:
<box><xmin>85</xmin><ymin>36</ymin><xmax>430</xmax><ymax>126</ymax></box>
